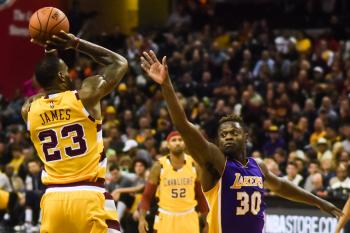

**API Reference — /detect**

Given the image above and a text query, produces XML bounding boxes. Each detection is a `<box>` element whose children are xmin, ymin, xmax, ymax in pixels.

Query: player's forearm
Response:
<box><xmin>116</xmin><ymin>185</ymin><xmax>144</xmax><ymax>194</ymax></box>
<box><xmin>75</xmin><ymin>38</ymin><xmax>127</xmax><ymax>67</ymax></box>
<box><xmin>335</xmin><ymin>215</ymin><xmax>350</xmax><ymax>233</ymax></box>
<box><xmin>335</xmin><ymin>198</ymin><xmax>350</xmax><ymax>232</ymax></box>
<box><xmin>139</xmin><ymin>208</ymin><xmax>147</xmax><ymax>220</ymax></box>
<box><xmin>139</xmin><ymin>182</ymin><xmax>157</xmax><ymax>215</ymax></box>
<box><xmin>161</xmin><ymin>76</ymin><xmax>190</xmax><ymax>131</ymax></box>
<box><xmin>275</xmin><ymin>178</ymin><xmax>325</xmax><ymax>208</ymax></box>
<box><xmin>195</xmin><ymin>181</ymin><xmax>210</xmax><ymax>214</ymax></box>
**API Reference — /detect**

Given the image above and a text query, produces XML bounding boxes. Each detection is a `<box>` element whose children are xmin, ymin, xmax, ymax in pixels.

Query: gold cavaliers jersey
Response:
<box><xmin>158</xmin><ymin>154</ymin><xmax>197</xmax><ymax>212</ymax></box>
<box><xmin>27</xmin><ymin>91</ymin><xmax>105</xmax><ymax>185</ymax></box>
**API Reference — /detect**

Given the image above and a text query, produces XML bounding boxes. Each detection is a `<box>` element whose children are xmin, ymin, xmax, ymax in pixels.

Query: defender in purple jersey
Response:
<box><xmin>140</xmin><ymin>50</ymin><xmax>343</xmax><ymax>233</ymax></box>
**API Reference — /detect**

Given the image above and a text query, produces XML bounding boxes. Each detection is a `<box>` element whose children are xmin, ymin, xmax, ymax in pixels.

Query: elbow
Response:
<box><xmin>270</xmin><ymin>177</ymin><xmax>284</xmax><ymax>194</ymax></box>
<box><xmin>118</xmin><ymin>58</ymin><xmax>128</xmax><ymax>73</ymax></box>
<box><xmin>110</xmin><ymin>55</ymin><xmax>128</xmax><ymax>72</ymax></box>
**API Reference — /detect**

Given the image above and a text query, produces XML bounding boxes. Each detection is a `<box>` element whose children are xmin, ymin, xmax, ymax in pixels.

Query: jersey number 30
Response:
<box><xmin>38</xmin><ymin>123</ymin><xmax>87</xmax><ymax>162</ymax></box>
<box><xmin>236</xmin><ymin>191</ymin><xmax>261</xmax><ymax>215</ymax></box>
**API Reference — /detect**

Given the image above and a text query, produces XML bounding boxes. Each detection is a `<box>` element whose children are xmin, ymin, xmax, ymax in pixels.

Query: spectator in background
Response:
<box><xmin>253</xmin><ymin>50</ymin><xmax>275</xmax><ymax>78</ymax></box>
<box><xmin>310</xmin><ymin>118</ymin><xmax>326</xmax><ymax>146</ymax></box>
<box><xmin>123</xmin><ymin>139</ymin><xmax>152</xmax><ymax>168</ymax></box>
<box><xmin>23</xmin><ymin>159</ymin><xmax>44</xmax><ymax>231</ymax></box>
<box><xmin>4</xmin><ymin>164</ymin><xmax>24</xmax><ymax>192</ymax></box>
<box><xmin>320</xmin><ymin>158</ymin><xmax>336</xmax><ymax>188</ymax></box>
<box><xmin>106</xmin><ymin>164</ymin><xmax>134</xmax><ymax>195</ymax></box>
<box><xmin>273</xmin><ymin>148</ymin><xmax>287</xmax><ymax>174</ymax></box>
<box><xmin>328</xmin><ymin>163</ymin><xmax>350</xmax><ymax>200</ymax></box>
<box><xmin>304</xmin><ymin>160</ymin><xmax>321</xmax><ymax>192</ymax></box>
<box><xmin>341</xmin><ymin>123</ymin><xmax>350</xmax><ymax>154</ymax></box>
<box><xmin>283</xmin><ymin>161</ymin><xmax>304</xmax><ymax>187</ymax></box>
<box><xmin>0</xmin><ymin>170</ymin><xmax>12</xmax><ymax>192</ymax></box>
<box><xmin>103</xmin><ymin>106</ymin><xmax>120</xmax><ymax>131</ymax></box>
<box><xmin>310</xmin><ymin>172</ymin><xmax>327</xmax><ymax>198</ymax></box>
<box><xmin>7</xmin><ymin>145</ymin><xmax>24</xmax><ymax>175</ymax></box>
<box><xmin>116</xmin><ymin>158</ymin><xmax>148</xmax><ymax>233</ymax></box>
<box><xmin>263</xmin><ymin>125</ymin><xmax>286</xmax><ymax>157</ymax></box>
<box><xmin>316</xmin><ymin>137</ymin><xmax>333</xmax><ymax>161</ymax></box>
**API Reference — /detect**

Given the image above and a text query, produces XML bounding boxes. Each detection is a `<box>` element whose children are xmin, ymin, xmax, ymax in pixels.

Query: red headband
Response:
<box><xmin>166</xmin><ymin>131</ymin><xmax>180</xmax><ymax>141</ymax></box>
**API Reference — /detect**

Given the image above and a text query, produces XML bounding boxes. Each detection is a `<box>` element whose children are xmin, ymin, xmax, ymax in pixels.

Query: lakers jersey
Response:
<box><xmin>204</xmin><ymin>158</ymin><xmax>265</xmax><ymax>233</ymax></box>
<box><xmin>27</xmin><ymin>91</ymin><xmax>106</xmax><ymax>185</ymax></box>
<box><xmin>158</xmin><ymin>154</ymin><xmax>197</xmax><ymax>212</ymax></box>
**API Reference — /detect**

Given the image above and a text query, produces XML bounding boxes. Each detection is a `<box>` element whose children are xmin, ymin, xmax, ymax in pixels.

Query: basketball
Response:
<box><xmin>28</xmin><ymin>7</ymin><xmax>69</xmax><ymax>43</ymax></box>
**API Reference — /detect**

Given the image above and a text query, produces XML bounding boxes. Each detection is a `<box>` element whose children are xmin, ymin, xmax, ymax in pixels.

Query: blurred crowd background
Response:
<box><xmin>1</xmin><ymin>0</ymin><xmax>350</xmax><ymax>232</ymax></box>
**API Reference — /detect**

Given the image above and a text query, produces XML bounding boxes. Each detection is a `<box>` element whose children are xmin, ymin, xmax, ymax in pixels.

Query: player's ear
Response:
<box><xmin>58</xmin><ymin>72</ymin><xmax>65</xmax><ymax>81</ymax></box>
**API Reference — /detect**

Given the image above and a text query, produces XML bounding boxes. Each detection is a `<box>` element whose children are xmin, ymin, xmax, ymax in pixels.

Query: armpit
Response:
<box><xmin>204</xmin><ymin>162</ymin><xmax>221</xmax><ymax>181</ymax></box>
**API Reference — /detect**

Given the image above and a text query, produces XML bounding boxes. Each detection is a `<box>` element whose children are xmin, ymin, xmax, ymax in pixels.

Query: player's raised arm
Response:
<box><xmin>257</xmin><ymin>159</ymin><xmax>343</xmax><ymax>218</ymax></box>
<box><xmin>140</xmin><ymin>50</ymin><xmax>225</xmax><ymax>190</ymax></box>
<box><xmin>35</xmin><ymin>30</ymin><xmax>128</xmax><ymax>104</ymax></box>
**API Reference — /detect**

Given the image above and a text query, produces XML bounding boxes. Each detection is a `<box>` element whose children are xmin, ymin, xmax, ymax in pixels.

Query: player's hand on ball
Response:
<box><xmin>141</xmin><ymin>50</ymin><xmax>168</xmax><ymax>85</ymax></box>
<box><xmin>46</xmin><ymin>30</ymin><xmax>78</xmax><ymax>50</ymax></box>
<box><xmin>30</xmin><ymin>38</ymin><xmax>57</xmax><ymax>53</ymax></box>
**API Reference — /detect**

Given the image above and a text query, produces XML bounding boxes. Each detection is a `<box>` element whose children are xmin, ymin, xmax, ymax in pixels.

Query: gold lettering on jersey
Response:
<box><xmin>163</xmin><ymin>177</ymin><xmax>194</xmax><ymax>186</ymax></box>
<box><xmin>40</xmin><ymin>109</ymin><xmax>71</xmax><ymax>125</ymax></box>
<box><xmin>230</xmin><ymin>173</ymin><xmax>263</xmax><ymax>189</ymax></box>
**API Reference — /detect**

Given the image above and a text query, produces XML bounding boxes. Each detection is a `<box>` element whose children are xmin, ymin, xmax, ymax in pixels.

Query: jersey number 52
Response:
<box><xmin>171</xmin><ymin>188</ymin><xmax>186</xmax><ymax>198</ymax></box>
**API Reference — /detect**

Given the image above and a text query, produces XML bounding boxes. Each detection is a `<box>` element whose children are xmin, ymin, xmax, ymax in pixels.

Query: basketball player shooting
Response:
<box><xmin>140</xmin><ymin>50</ymin><xmax>343</xmax><ymax>233</ymax></box>
<box><xmin>21</xmin><ymin>29</ymin><xmax>128</xmax><ymax>232</ymax></box>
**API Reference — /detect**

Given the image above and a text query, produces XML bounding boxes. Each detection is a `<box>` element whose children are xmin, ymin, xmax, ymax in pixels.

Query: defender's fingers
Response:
<box><xmin>149</xmin><ymin>50</ymin><xmax>158</xmax><ymax>63</ymax></box>
<box><xmin>162</xmin><ymin>56</ymin><xmax>167</xmax><ymax>66</ymax></box>
<box><xmin>141</xmin><ymin>57</ymin><xmax>151</xmax><ymax>70</ymax></box>
<box><xmin>142</xmin><ymin>51</ymin><xmax>154</xmax><ymax>64</ymax></box>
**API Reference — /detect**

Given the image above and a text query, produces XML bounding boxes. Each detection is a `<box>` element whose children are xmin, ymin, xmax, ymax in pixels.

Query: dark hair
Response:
<box><xmin>35</xmin><ymin>54</ymin><xmax>61</xmax><ymax>88</ymax></box>
<box><xmin>218</xmin><ymin>114</ymin><xmax>245</xmax><ymax>130</ymax></box>
<box><xmin>109</xmin><ymin>163</ymin><xmax>120</xmax><ymax>172</ymax></box>
<box><xmin>274</xmin><ymin>148</ymin><xmax>286</xmax><ymax>157</ymax></box>
<box><xmin>287</xmin><ymin>161</ymin><xmax>297</xmax><ymax>167</ymax></box>
<box><xmin>27</xmin><ymin>158</ymin><xmax>42</xmax><ymax>165</ymax></box>
<box><xmin>309</xmin><ymin>160</ymin><xmax>320</xmax><ymax>167</ymax></box>
<box><xmin>133</xmin><ymin>157</ymin><xmax>148</xmax><ymax>169</ymax></box>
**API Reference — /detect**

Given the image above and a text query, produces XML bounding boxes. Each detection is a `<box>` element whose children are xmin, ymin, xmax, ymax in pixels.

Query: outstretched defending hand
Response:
<box><xmin>140</xmin><ymin>50</ymin><xmax>168</xmax><ymax>85</ymax></box>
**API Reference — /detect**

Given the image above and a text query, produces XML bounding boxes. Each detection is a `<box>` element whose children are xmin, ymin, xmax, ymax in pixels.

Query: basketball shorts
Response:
<box><xmin>153</xmin><ymin>208</ymin><xmax>199</xmax><ymax>233</ymax></box>
<box><xmin>0</xmin><ymin>189</ymin><xmax>9</xmax><ymax>210</ymax></box>
<box><xmin>40</xmin><ymin>184</ymin><xmax>120</xmax><ymax>233</ymax></box>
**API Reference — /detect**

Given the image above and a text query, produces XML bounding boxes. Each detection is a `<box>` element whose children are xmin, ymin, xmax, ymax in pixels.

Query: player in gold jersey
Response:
<box><xmin>21</xmin><ymin>31</ymin><xmax>128</xmax><ymax>233</ymax></box>
<box><xmin>138</xmin><ymin>131</ymin><xmax>209</xmax><ymax>233</ymax></box>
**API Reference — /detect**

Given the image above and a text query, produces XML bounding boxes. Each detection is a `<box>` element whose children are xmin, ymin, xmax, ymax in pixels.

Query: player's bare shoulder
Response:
<box><xmin>252</xmin><ymin>157</ymin><xmax>268</xmax><ymax>176</ymax></box>
<box><xmin>21</xmin><ymin>93</ymin><xmax>45</xmax><ymax>122</ymax></box>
